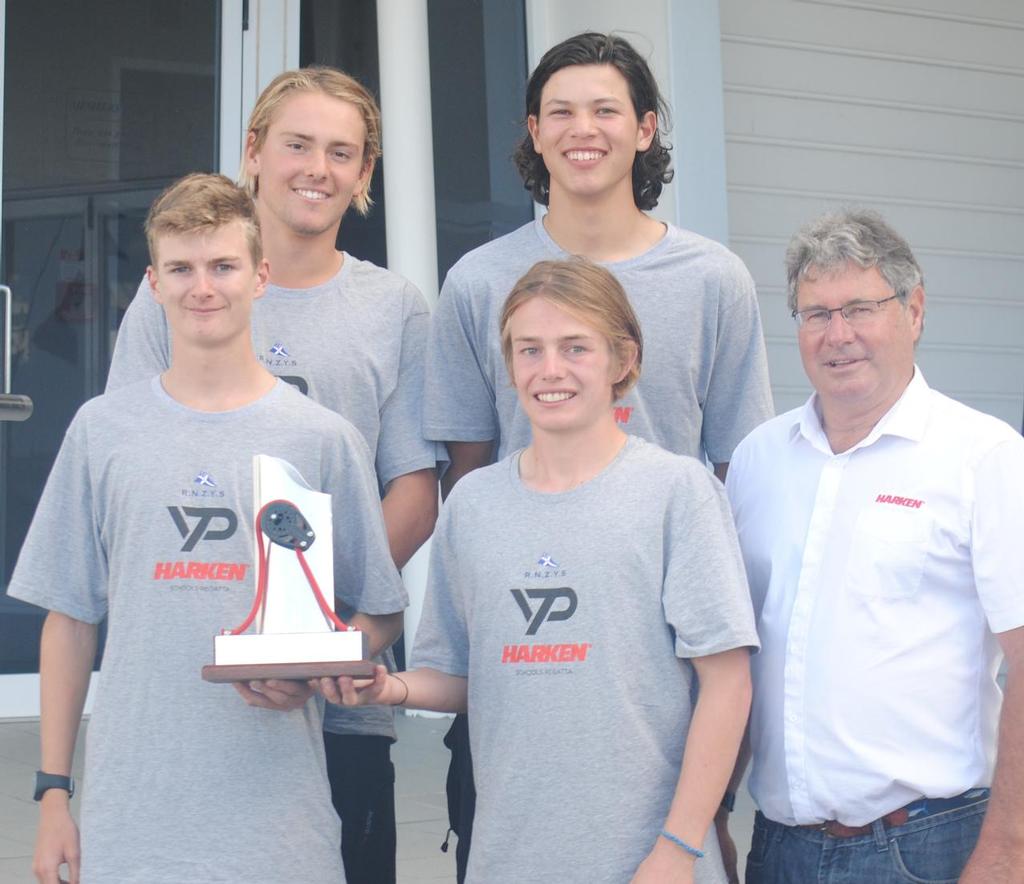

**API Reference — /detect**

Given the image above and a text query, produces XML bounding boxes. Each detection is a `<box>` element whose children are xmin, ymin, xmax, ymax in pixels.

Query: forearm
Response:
<box><xmin>39</xmin><ymin>612</ymin><xmax>97</xmax><ymax>776</ymax></box>
<box><xmin>663</xmin><ymin>649</ymin><xmax>752</xmax><ymax>850</ymax></box>
<box><xmin>349</xmin><ymin>611</ymin><xmax>404</xmax><ymax>659</ymax></box>
<box><xmin>715</xmin><ymin>725</ymin><xmax>751</xmax><ymax>829</ymax></box>
<box><xmin>323</xmin><ymin>665</ymin><xmax>468</xmax><ymax>713</ymax></box>
<box><xmin>387</xmin><ymin>667</ymin><xmax>468</xmax><ymax>713</ymax></box>
<box><xmin>440</xmin><ymin>441</ymin><xmax>493</xmax><ymax>500</ymax></box>
<box><xmin>963</xmin><ymin>640</ymin><xmax>1024</xmax><ymax>878</ymax></box>
<box><xmin>724</xmin><ymin>727</ymin><xmax>750</xmax><ymax>796</ymax></box>
<box><xmin>381</xmin><ymin>469</ymin><xmax>438</xmax><ymax>569</ymax></box>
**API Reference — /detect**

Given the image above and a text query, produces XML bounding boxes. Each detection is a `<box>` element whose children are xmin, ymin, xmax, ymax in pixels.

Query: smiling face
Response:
<box><xmin>507</xmin><ymin>295</ymin><xmax>632</xmax><ymax>437</ymax></box>
<box><xmin>527</xmin><ymin>64</ymin><xmax>655</xmax><ymax>208</ymax></box>
<box><xmin>796</xmin><ymin>263</ymin><xmax>924</xmax><ymax>423</ymax></box>
<box><xmin>148</xmin><ymin>220</ymin><xmax>269</xmax><ymax>351</ymax></box>
<box><xmin>244</xmin><ymin>90</ymin><xmax>372</xmax><ymax>241</ymax></box>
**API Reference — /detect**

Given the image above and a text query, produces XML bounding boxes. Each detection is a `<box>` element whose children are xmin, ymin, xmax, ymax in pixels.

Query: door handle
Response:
<box><xmin>0</xmin><ymin>285</ymin><xmax>33</xmax><ymax>422</ymax></box>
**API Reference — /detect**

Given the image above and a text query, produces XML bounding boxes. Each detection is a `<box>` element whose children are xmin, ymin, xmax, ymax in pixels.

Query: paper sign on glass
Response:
<box><xmin>201</xmin><ymin>455</ymin><xmax>376</xmax><ymax>682</ymax></box>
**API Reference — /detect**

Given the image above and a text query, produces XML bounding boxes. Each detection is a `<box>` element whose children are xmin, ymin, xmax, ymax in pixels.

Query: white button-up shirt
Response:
<box><xmin>726</xmin><ymin>369</ymin><xmax>1024</xmax><ymax>826</ymax></box>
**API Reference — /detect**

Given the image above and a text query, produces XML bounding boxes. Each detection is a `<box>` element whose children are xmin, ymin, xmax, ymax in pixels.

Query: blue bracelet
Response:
<box><xmin>659</xmin><ymin>828</ymin><xmax>704</xmax><ymax>859</ymax></box>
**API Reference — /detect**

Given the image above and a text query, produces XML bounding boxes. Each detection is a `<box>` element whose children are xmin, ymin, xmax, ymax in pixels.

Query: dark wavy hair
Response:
<box><xmin>513</xmin><ymin>32</ymin><xmax>673</xmax><ymax>211</ymax></box>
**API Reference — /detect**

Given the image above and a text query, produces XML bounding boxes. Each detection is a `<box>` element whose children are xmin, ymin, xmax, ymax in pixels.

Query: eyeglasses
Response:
<box><xmin>792</xmin><ymin>294</ymin><xmax>902</xmax><ymax>332</ymax></box>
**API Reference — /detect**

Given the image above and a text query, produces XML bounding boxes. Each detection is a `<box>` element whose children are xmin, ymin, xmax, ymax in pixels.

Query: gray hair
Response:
<box><xmin>785</xmin><ymin>208</ymin><xmax>924</xmax><ymax>312</ymax></box>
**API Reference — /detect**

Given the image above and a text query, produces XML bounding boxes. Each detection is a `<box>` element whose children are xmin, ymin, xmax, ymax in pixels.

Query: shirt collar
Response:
<box><xmin>788</xmin><ymin>366</ymin><xmax>930</xmax><ymax>453</ymax></box>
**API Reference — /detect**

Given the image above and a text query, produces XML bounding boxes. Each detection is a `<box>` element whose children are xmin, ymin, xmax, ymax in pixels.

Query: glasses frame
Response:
<box><xmin>792</xmin><ymin>293</ymin><xmax>902</xmax><ymax>331</ymax></box>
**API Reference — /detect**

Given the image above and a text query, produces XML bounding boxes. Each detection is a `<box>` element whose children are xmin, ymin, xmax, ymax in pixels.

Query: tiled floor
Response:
<box><xmin>0</xmin><ymin>713</ymin><xmax>753</xmax><ymax>882</ymax></box>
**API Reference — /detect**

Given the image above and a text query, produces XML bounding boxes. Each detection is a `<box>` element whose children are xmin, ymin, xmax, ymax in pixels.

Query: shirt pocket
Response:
<box><xmin>845</xmin><ymin>506</ymin><xmax>933</xmax><ymax>600</ymax></box>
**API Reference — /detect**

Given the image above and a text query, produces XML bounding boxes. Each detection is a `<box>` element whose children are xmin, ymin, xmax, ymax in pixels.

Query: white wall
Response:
<box><xmin>721</xmin><ymin>0</ymin><xmax>1024</xmax><ymax>426</ymax></box>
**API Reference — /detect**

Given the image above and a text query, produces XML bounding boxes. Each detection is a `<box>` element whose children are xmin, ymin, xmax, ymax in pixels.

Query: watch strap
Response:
<box><xmin>34</xmin><ymin>771</ymin><xmax>74</xmax><ymax>801</ymax></box>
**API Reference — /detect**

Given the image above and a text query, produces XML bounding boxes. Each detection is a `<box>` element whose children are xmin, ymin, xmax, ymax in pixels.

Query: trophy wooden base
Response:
<box><xmin>201</xmin><ymin>659</ymin><xmax>378</xmax><ymax>682</ymax></box>
<box><xmin>202</xmin><ymin>629</ymin><xmax>372</xmax><ymax>682</ymax></box>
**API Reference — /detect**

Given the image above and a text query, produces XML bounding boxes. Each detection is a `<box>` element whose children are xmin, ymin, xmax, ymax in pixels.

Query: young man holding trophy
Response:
<box><xmin>324</xmin><ymin>259</ymin><xmax>758</xmax><ymax>883</ymax></box>
<box><xmin>12</xmin><ymin>174</ymin><xmax>406</xmax><ymax>884</ymax></box>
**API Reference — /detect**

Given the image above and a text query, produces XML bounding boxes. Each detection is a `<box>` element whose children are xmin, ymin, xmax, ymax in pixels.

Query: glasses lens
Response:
<box><xmin>841</xmin><ymin>301</ymin><xmax>881</xmax><ymax>324</ymax></box>
<box><xmin>799</xmin><ymin>310</ymin><xmax>830</xmax><ymax>330</ymax></box>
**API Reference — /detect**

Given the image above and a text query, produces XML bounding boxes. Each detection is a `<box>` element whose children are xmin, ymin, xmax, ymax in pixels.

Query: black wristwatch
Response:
<box><xmin>33</xmin><ymin>771</ymin><xmax>75</xmax><ymax>801</ymax></box>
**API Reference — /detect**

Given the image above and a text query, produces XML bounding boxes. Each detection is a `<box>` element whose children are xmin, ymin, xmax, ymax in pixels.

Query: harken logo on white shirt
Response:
<box><xmin>875</xmin><ymin>493</ymin><xmax>925</xmax><ymax>509</ymax></box>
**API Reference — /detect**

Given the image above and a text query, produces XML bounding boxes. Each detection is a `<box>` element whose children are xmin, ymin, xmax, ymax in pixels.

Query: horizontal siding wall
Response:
<box><xmin>720</xmin><ymin>0</ymin><xmax>1024</xmax><ymax>427</ymax></box>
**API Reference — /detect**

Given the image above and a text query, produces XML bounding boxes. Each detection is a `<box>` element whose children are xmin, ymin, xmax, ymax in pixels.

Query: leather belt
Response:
<box><xmin>801</xmin><ymin>808</ymin><xmax>909</xmax><ymax>838</ymax></box>
<box><xmin>797</xmin><ymin>788</ymin><xmax>989</xmax><ymax>839</ymax></box>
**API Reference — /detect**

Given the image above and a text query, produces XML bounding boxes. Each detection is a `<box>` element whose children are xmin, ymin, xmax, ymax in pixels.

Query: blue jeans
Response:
<box><xmin>745</xmin><ymin>798</ymin><xmax>988</xmax><ymax>884</ymax></box>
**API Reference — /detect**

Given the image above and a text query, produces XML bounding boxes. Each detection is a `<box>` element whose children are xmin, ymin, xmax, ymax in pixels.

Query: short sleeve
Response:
<box><xmin>663</xmin><ymin>475</ymin><xmax>759</xmax><ymax>658</ymax></box>
<box><xmin>409</xmin><ymin>501</ymin><xmax>470</xmax><ymax>676</ymax></box>
<box><xmin>701</xmin><ymin>257</ymin><xmax>774</xmax><ymax>464</ymax></box>
<box><xmin>6</xmin><ymin>415</ymin><xmax>109</xmax><ymax>623</ymax></box>
<box><xmin>325</xmin><ymin>427</ymin><xmax>408</xmax><ymax>616</ymax></box>
<box><xmin>376</xmin><ymin>283</ymin><xmax>445</xmax><ymax>487</ymax></box>
<box><xmin>106</xmin><ymin>276</ymin><xmax>171</xmax><ymax>391</ymax></box>
<box><xmin>970</xmin><ymin>434</ymin><xmax>1024</xmax><ymax>634</ymax></box>
<box><xmin>422</xmin><ymin>266</ymin><xmax>500</xmax><ymax>443</ymax></box>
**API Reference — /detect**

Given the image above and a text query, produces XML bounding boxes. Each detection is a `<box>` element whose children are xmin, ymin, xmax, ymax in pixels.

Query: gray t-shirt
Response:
<box><xmin>108</xmin><ymin>255</ymin><xmax>437</xmax><ymax>738</ymax></box>
<box><xmin>423</xmin><ymin>219</ymin><xmax>773</xmax><ymax>464</ymax></box>
<box><xmin>8</xmin><ymin>379</ymin><xmax>407</xmax><ymax>884</ymax></box>
<box><xmin>412</xmin><ymin>436</ymin><xmax>759</xmax><ymax>883</ymax></box>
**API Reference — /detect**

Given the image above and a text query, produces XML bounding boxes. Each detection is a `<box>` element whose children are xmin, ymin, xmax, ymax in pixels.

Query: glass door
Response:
<box><xmin>0</xmin><ymin>0</ymin><xmax>224</xmax><ymax>716</ymax></box>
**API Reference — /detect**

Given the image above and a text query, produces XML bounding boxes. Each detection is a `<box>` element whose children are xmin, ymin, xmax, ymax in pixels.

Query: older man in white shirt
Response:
<box><xmin>720</xmin><ymin>209</ymin><xmax>1024</xmax><ymax>883</ymax></box>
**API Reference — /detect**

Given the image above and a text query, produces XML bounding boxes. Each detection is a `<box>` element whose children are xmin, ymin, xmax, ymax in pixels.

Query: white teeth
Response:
<box><xmin>566</xmin><ymin>150</ymin><xmax>604</xmax><ymax>161</ymax></box>
<box><xmin>537</xmin><ymin>392</ymin><xmax>574</xmax><ymax>402</ymax></box>
<box><xmin>295</xmin><ymin>189</ymin><xmax>328</xmax><ymax>200</ymax></box>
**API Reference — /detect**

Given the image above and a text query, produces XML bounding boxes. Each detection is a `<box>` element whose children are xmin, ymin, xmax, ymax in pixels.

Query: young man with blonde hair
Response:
<box><xmin>326</xmin><ymin>258</ymin><xmax>758</xmax><ymax>883</ymax></box>
<box><xmin>107</xmin><ymin>68</ymin><xmax>438</xmax><ymax>882</ymax></box>
<box><xmin>16</xmin><ymin>173</ymin><xmax>407</xmax><ymax>884</ymax></box>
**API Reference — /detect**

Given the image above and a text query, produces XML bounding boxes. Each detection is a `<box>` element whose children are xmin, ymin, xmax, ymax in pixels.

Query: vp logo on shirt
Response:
<box><xmin>167</xmin><ymin>506</ymin><xmax>238</xmax><ymax>552</ymax></box>
<box><xmin>510</xmin><ymin>587</ymin><xmax>577</xmax><ymax>635</ymax></box>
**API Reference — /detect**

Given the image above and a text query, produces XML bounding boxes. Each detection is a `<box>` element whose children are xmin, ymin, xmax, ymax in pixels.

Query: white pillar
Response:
<box><xmin>376</xmin><ymin>0</ymin><xmax>440</xmax><ymax>305</ymax></box>
<box><xmin>376</xmin><ymin>2</ymin><xmax>440</xmax><ymax>703</ymax></box>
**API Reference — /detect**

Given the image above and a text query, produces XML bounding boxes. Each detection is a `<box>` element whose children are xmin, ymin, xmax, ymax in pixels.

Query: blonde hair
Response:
<box><xmin>237</xmin><ymin>66</ymin><xmax>382</xmax><ymax>216</ymax></box>
<box><xmin>146</xmin><ymin>173</ymin><xmax>261</xmax><ymax>266</ymax></box>
<box><xmin>499</xmin><ymin>258</ymin><xmax>642</xmax><ymax>401</ymax></box>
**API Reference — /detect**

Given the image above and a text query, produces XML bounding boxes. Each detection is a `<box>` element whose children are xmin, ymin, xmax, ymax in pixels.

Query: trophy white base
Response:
<box><xmin>201</xmin><ymin>630</ymin><xmax>374</xmax><ymax>682</ymax></box>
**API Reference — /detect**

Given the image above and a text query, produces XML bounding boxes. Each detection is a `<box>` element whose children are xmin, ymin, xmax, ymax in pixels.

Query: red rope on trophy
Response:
<box><xmin>226</xmin><ymin>498</ymin><xmax>349</xmax><ymax>635</ymax></box>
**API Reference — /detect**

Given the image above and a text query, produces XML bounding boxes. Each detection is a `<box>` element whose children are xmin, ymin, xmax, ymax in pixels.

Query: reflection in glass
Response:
<box><xmin>427</xmin><ymin>0</ymin><xmax>533</xmax><ymax>280</ymax></box>
<box><xmin>0</xmin><ymin>0</ymin><xmax>219</xmax><ymax>674</ymax></box>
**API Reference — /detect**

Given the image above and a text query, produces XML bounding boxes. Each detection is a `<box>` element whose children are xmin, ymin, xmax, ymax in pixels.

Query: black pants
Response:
<box><xmin>444</xmin><ymin>714</ymin><xmax>476</xmax><ymax>884</ymax></box>
<box><xmin>324</xmin><ymin>732</ymin><xmax>396</xmax><ymax>884</ymax></box>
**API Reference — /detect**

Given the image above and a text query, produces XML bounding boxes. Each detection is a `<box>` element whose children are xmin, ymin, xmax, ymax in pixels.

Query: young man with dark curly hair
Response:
<box><xmin>421</xmin><ymin>32</ymin><xmax>773</xmax><ymax>879</ymax></box>
<box><xmin>425</xmin><ymin>32</ymin><xmax>771</xmax><ymax>486</ymax></box>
